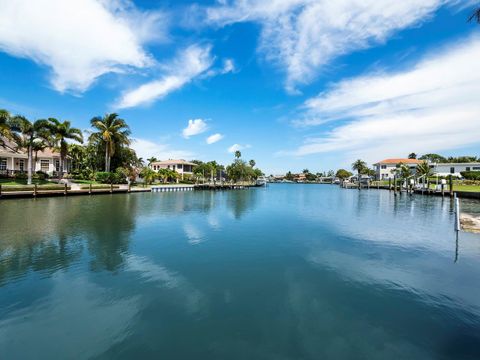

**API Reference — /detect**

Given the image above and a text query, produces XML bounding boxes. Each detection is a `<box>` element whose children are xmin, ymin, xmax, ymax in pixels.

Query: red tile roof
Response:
<box><xmin>375</xmin><ymin>158</ymin><xmax>422</xmax><ymax>165</ymax></box>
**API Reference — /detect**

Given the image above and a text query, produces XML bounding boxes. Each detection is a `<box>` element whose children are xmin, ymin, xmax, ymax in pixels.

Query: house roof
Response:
<box><xmin>375</xmin><ymin>158</ymin><xmax>422</xmax><ymax>165</ymax></box>
<box><xmin>151</xmin><ymin>159</ymin><xmax>197</xmax><ymax>166</ymax></box>
<box><xmin>0</xmin><ymin>136</ymin><xmax>60</xmax><ymax>158</ymax></box>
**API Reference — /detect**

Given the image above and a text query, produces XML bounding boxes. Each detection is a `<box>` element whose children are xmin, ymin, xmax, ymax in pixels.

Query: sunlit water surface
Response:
<box><xmin>1</xmin><ymin>184</ymin><xmax>480</xmax><ymax>359</ymax></box>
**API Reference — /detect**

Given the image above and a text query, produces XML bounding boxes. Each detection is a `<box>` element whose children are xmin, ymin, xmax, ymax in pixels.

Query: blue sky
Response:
<box><xmin>0</xmin><ymin>0</ymin><xmax>479</xmax><ymax>175</ymax></box>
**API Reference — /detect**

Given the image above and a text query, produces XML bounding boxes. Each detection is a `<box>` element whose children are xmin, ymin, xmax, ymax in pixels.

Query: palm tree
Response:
<box><xmin>416</xmin><ymin>160</ymin><xmax>433</xmax><ymax>178</ymax></box>
<box><xmin>89</xmin><ymin>113</ymin><xmax>131</xmax><ymax>172</ymax></box>
<box><xmin>408</xmin><ymin>152</ymin><xmax>417</xmax><ymax>159</ymax></box>
<box><xmin>351</xmin><ymin>159</ymin><xmax>367</xmax><ymax>179</ymax></box>
<box><xmin>249</xmin><ymin>159</ymin><xmax>256</xmax><ymax>168</ymax></box>
<box><xmin>147</xmin><ymin>157</ymin><xmax>158</xmax><ymax>166</ymax></box>
<box><xmin>302</xmin><ymin>168</ymin><xmax>310</xmax><ymax>174</ymax></box>
<box><xmin>468</xmin><ymin>7</ymin><xmax>480</xmax><ymax>23</ymax></box>
<box><xmin>47</xmin><ymin>118</ymin><xmax>83</xmax><ymax>176</ymax></box>
<box><xmin>234</xmin><ymin>150</ymin><xmax>241</xmax><ymax>159</ymax></box>
<box><xmin>31</xmin><ymin>140</ymin><xmax>47</xmax><ymax>173</ymax></box>
<box><xmin>10</xmin><ymin>116</ymin><xmax>50</xmax><ymax>184</ymax></box>
<box><xmin>140</xmin><ymin>167</ymin><xmax>157</xmax><ymax>185</ymax></box>
<box><xmin>0</xmin><ymin>109</ymin><xmax>14</xmax><ymax>145</ymax></box>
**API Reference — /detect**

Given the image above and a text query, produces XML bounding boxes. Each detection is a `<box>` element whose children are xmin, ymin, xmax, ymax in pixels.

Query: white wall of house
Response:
<box><xmin>375</xmin><ymin>164</ymin><xmax>418</xmax><ymax>179</ymax></box>
<box><xmin>0</xmin><ymin>155</ymin><xmax>64</xmax><ymax>174</ymax></box>
<box><xmin>432</xmin><ymin>163</ymin><xmax>480</xmax><ymax>177</ymax></box>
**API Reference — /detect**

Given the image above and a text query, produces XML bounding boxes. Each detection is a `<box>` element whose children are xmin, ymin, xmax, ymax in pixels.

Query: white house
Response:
<box><xmin>0</xmin><ymin>137</ymin><xmax>66</xmax><ymax>177</ymax></box>
<box><xmin>149</xmin><ymin>159</ymin><xmax>196</xmax><ymax>180</ymax></box>
<box><xmin>374</xmin><ymin>158</ymin><xmax>422</xmax><ymax>180</ymax></box>
<box><xmin>431</xmin><ymin>163</ymin><xmax>480</xmax><ymax>177</ymax></box>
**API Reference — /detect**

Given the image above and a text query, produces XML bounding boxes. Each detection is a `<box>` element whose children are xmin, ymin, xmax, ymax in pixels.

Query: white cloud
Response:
<box><xmin>182</xmin><ymin>118</ymin><xmax>209</xmax><ymax>138</ymax></box>
<box><xmin>228</xmin><ymin>143</ymin><xmax>251</xmax><ymax>153</ymax></box>
<box><xmin>0</xmin><ymin>0</ymin><xmax>167</xmax><ymax>93</ymax></box>
<box><xmin>131</xmin><ymin>138</ymin><xmax>194</xmax><ymax>160</ymax></box>
<box><xmin>206</xmin><ymin>133</ymin><xmax>224</xmax><ymax>144</ymax></box>
<box><xmin>116</xmin><ymin>44</ymin><xmax>214</xmax><ymax>109</ymax></box>
<box><xmin>282</xmin><ymin>36</ymin><xmax>480</xmax><ymax>162</ymax></box>
<box><xmin>206</xmin><ymin>0</ymin><xmax>466</xmax><ymax>92</ymax></box>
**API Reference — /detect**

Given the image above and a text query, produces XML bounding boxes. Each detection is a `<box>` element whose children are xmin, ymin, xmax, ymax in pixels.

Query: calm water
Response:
<box><xmin>1</xmin><ymin>185</ymin><xmax>480</xmax><ymax>359</ymax></box>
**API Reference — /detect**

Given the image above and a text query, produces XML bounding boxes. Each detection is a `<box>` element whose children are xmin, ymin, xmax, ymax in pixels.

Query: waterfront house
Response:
<box><xmin>149</xmin><ymin>159</ymin><xmax>196</xmax><ymax>180</ymax></box>
<box><xmin>0</xmin><ymin>137</ymin><xmax>66</xmax><ymax>177</ymax></box>
<box><xmin>431</xmin><ymin>163</ymin><xmax>480</xmax><ymax>177</ymax></box>
<box><xmin>374</xmin><ymin>158</ymin><xmax>422</xmax><ymax>180</ymax></box>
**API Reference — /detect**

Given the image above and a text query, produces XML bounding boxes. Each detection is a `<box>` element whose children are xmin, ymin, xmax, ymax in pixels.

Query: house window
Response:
<box><xmin>473</xmin><ymin>167</ymin><xmax>480</xmax><ymax>171</ymax></box>
<box><xmin>466</xmin><ymin>167</ymin><xmax>471</xmax><ymax>171</ymax></box>
<box><xmin>177</xmin><ymin>164</ymin><xmax>183</xmax><ymax>169</ymax></box>
<box><xmin>450</xmin><ymin>167</ymin><xmax>455</xmax><ymax>174</ymax></box>
<box><xmin>55</xmin><ymin>159</ymin><xmax>60</xmax><ymax>172</ymax></box>
<box><xmin>381</xmin><ymin>165</ymin><xmax>387</xmax><ymax>169</ymax></box>
<box><xmin>19</xmin><ymin>159</ymin><xmax>25</xmax><ymax>172</ymax></box>
<box><xmin>0</xmin><ymin>158</ymin><xmax>6</xmax><ymax>170</ymax></box>
<box><xmin>40</xmin><ymin>160</ymin><xmax>49</xmax><ymax>172</ymax></box>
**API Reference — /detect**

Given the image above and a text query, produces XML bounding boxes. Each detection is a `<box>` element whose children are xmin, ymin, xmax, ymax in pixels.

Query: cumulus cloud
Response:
<box><xmin>131</xmin><ymin>138</ymin><xmax>193</xmax><ymax>160</ymax></box>
<box><xmin>182</xmin><ymin>118</ymin><xmax>209</xmax><ymax>138</ymax></box>
<box><xmin>116</xmin><ymin>44</ymin><xmax>214</xmax><ymax>109</ymax></box>
<box><xmin>206</xmin><ymin>133</ymin><xmax>224</xmax><ymax>144</ymax></box>
<box><xmin>228</xmin><ymin>143</ymin><xmax>251</xmax><ymax>153</ymax></box>
<box><xmin>0</xmin><ymin>0</ymin><xmax>167</xmax><ymax>93</ymax></box>
<box><xmin>206</xmin><ymin>0</ymin><xmax>467</xmax><ymax>92</ymax></box>
<box><xmin>282</xmin><ymin>35</ymin><xmax>480</xmax><ymax>162</ymax></box>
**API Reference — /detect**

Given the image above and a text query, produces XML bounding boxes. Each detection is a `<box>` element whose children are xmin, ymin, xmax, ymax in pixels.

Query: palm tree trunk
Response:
<box><xmin>105</xmin><ymin>146</ymin><xmax>109</xmax><ymax>172</ymax></box>
<box><xmin>27</xmin><ymin>144</ymin><xmax>33</xmax><ymax>185</ymax></box>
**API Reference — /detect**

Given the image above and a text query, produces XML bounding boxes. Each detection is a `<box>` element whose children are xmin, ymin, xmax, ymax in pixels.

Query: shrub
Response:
<box><xmin>460</xmin><ymin>171</ymin><xmax>480</xmax><ymax>180</ymax></box>
<box><xmin>36</xmin><ymin>171</ymin><xmax>49</xmax><ymax>180</ymax></box>
<box><xmin>14</xmin><ymin>172</ymin><xmax>28</xmax><ymax>180</ymax></box>
<box><xmin>95</xmin><ymin>171</ymin><xmax>112</xmax><ymax>184</ymax></box>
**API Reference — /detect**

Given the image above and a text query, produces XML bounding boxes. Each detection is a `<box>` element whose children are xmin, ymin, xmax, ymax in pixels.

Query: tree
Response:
<box><xmin>351</xmin><ymin>159</ymin><xmax>367</xmax><ymax>178</ymax></box>
<box><xmin>249</xmin><ymin>159</ymin><xmax>256</xmax><ymax>168</ymax></box>
<box><xmin>285</xmin><ymin>171</ymin><xmax>294</xmax><ymax>181</ymax></box>
<box><xmin>234</xmin><ymin>150</ymin><xmax>241</xmax><ymax>159</ymax></box>
<box><xmin>147</xmin><ymin>157</ymin><xmax>158</xmax><ymax>166</ymax></box>
<box><xmin>302</xmin><ymin>168</ymin><xmax>310</xmax><ymax>174</ymax></box>
<box><xmin>0</xmin><ymin>109</ymin><xmax>15</xmax><ymax>145</ymax></box>
<box><xmin>31</xmin><ymin>141</ymin><xmax>48</xmax><ymax>173</ymax></box>
<box><xmin>408</xmin><ymin>153</ymin><xmax>417</xmax><ymax>159</ymax></box>
<box><xmin>10</xmin><ymin>116</ymin><xmax>50</xmax><ymax>184</ymax></box>
<box><xmin>468</xmin><ymin>7</ymin><xmax>480</xmax><ymax>23</ymax></box>
<box><xmin>398</xmin><ymin>162</ymin><xmax>412</xmax><ymax>180</ymax></box>
<box><xmin>89</xmin><ymin>113</ymin><xmax>131</xmax><ymax>172</ymax></box>
<box><xmin>419</xmin><ymin>153</ymin><xmax>446</xmax><ymax>163</ymax></box>
<box><xmin>416</xmin><ymin>161</ymin><xmax>433</xmax><ymax>178</ymax></box>
<box><xmin>140</xmin><ymin>167</ymin><xmax>156</xmax><ymax>185</ymax></box>
<box><xmin>47</xmin><ymin>118</ymin><xmax>83</xmax><ymax>176</ymax></box>
<box><xmin>336</xmin><ymin>169</ymin><xmax>353</xmax><ymax>180</ymax></box>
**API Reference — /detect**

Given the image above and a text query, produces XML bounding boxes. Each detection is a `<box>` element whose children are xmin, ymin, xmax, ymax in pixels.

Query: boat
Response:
<box><xmin>256</xmin><ymin>176</ymin><xmax>267</xmax><ymax>186</ymax></box>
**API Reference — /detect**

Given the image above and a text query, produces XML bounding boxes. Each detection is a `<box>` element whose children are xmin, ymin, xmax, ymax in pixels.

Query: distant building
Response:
<box><xmin>374</xmin><ymin>158</ymin><xmax>422</xmax><ymax>180</ymax></box>
<box><xmin>149</xmin><ymin>159</ymin><xmax>196</xmax><ymax>180</ymax></box>
<box><xmin>0</xmin><ymin>137</ymin><xmax>66</xmax><ymax>176</ymax></box>
<box><xmin>431</xmin><ymin>163</ymin><xmax>480</xmax><ymax>177</ymax></box>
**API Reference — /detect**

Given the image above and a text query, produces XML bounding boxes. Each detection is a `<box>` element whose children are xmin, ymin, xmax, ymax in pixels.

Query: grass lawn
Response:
<box><xmin>71</xmin><ymin>179</ymin><xmax>101</xmax><ymax>184</ymax></box>
<box><xmin>0</xmin><ymin>178</ymin><xmax>57</xmax><ymax>186</ymax></box>
<box><xmin>453</xmin><ymin>185</ymin><xmax>480</xmax><ymax>193</ymax></box>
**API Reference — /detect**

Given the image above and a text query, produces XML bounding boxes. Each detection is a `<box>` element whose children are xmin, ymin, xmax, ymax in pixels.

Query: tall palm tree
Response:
<box><xmin>89</xmin><ymin>113</ymin><xmax>131</xmax><ymax>172</ymax></box>
<box><xmin>0</xmin><ymin>109</ymin><xmax>14</xmax><ymax>145</ymax></box>
<box><xmin>249</xmin><ymin>159</ymin><xmax>256</xmax><ymax>168</ymax></box>
<box><xmin>31</xmin><ymin>140</ymin><xmax>47</xmax><ymax>173</ymax></box>
<box><xmin>234</xmin><ymin>150</ymin><xmax>241</xmax><ymax>159</ymax></box>
<box><xmin>147</xmin><ymin>157</ymin><xmax>158</xmax><ymax>166</ymax></box>
<box><xmin>47</xmin><ymin>118</ymin><xmax>83</xmax><ymax>176</ymax></box>
<box><xmin>468</xmin><ymin>7</ymin><xmax>480</xmax><ymax>23</ymax></box>
<box><xmin>10</xmin><ymin>116</ymin><xmax>50</xmax><ymax>185</ymax></box>
<box><xmin>416</xmin><ymin>160</ymin><xmax>433</xmax><ymax>178</ymax></box>
<box><xmin>351</xmin><ymin>159</ymin><xmax>367</xmax><ymax>179</ymax></box>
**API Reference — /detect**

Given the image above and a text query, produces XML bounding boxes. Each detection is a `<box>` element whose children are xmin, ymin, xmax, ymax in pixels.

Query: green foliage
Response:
<box><xmin>285</xmin><ymin>171</ymin><xmax>294</xmax><ymax>181</ymax></box>
<box><xmin>336</xmin><ymin>169</ymin><xmax>352</xmax><ymax>179</ymax></box>
<box><xmin>419</xmin><ymin>153</ymin><xmax>447</xmax><ymax>163</ymax></box>
<box><xmin>460</xmin><ymin>171</ymin><xmax>480</xmax><ymax>180</ymax></box>
<box><xmin>351</xmin><ymin>159</ymin><xmax>367</xmax><ymax>175</ymax></box>
<box><xmin>408</xmin><ymin>152</ymin><xmax>417</xmax><ymax>159</ymax></box>
<box><xmin>416</xmin><ymin>161</ymin><xmax>433</xmax><ymax>178</ymax></box>
<box><xmin>95</xmin><ymin>172</ymin><xmax>112</xmax><ymax>184</ymax></box>
<box><xmin>139</xmin><ymin>167</ymin><xmax>157</xmax><ymax>185</ymax></box>
<box><xmin>14</xmin><ymin>172</ymin><xmax>27</xmax><ymax>180</ymax></box>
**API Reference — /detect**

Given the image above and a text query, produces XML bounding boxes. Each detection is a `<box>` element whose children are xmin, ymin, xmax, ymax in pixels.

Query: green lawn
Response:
<box><xmin>453</xmin><ymin>185</ymin><xmax>480</xmax><ymax>193</ymax></box>
<box><xmin>0</xmin><ymin>178</ymin><xmax>56</xmax><ymax>185</ymax></box>
<box><xmin>71</xmin><ymin>179</ymin><xmax>101</xmax><ymax>184</ymax></box>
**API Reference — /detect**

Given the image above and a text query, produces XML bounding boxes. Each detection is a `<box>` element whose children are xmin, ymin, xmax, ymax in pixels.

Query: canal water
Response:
<box><xmin>1</xmin><ymin>184</ymin><xmax>479</xmax><ymax>359</ymax></box>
